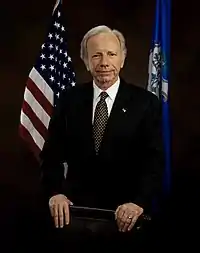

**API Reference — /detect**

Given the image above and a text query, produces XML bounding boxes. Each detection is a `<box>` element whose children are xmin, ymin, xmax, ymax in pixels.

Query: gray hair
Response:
<box><xmin>80</xmin><ymin>25</ymin><xmax>127</xmax><ymax>63</ymax></box>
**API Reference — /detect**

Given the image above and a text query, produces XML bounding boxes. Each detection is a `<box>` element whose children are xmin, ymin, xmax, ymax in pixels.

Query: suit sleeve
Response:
<box><xmin>39</xmin><ymin>90</ymin><xmax>70</xmax><ymax>200</ymax></box>
<box><xmin>134</xmin><ymin>94</ymin><xmax>164</xmax><ymax>212</ymax></box>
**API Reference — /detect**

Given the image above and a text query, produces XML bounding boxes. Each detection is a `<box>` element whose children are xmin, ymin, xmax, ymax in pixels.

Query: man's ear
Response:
<box><xmin>120</xmin><ymin>53</ymin><xmax>126</xmax><ymax>68</ymax></box>
<box><xmin>84</xmin><ymin>59</ymin><xmax>90</xmax><ymax>71</ymax></box>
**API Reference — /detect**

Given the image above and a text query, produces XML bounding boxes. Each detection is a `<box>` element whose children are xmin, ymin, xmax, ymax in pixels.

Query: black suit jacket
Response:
<box><xmin>40</xmin><ymin>79</ymin><xmax>164</xmax><ymax>212</ymax></box>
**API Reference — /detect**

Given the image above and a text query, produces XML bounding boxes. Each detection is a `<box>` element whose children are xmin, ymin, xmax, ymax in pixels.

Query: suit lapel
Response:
<box><xmin>76</xmin><ymin>80</ymin><xmax>138</xmax><ymax>156</ymax></box>
<box><xmin>99</xmin><ymin>80</ymin><xmax>133</xmax><ymax>154</ymax></box>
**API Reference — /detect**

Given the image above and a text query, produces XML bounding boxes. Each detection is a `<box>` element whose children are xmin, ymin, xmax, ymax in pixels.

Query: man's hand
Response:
<box><xmin>115</xmin><ymin>203</ymin><xmax>143</xmax><ymax>232</ymax></box>
<box><xmin>49</xmin><ymin>194</ymin><xmax>73</xmax><ymax>228</ymax></box>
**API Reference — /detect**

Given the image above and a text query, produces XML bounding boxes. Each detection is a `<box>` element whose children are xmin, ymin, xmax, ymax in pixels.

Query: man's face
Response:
<box><xmin>86</xmin><ymin>32</ymin><xmax>125</xmax><ymax>89</ymax></box>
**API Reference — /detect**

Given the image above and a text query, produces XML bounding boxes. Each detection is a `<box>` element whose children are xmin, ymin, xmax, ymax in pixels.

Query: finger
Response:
<box><xmin>121</xmin><ymin>211</ymin><xmax>134</xmax><ymax>232</ymax></box>
<box><xmin>53</xmin><ymin>205</ymin><xmax>59</xmax><ymax>228</ymax></box>
<box><xmin>117</xmin><ymin>205</ymin><xmax>126</xmax><ymax>220</ymax></box>
<box><xmin>121</xmin><ymin>212</ymin><xmax>134</xmax><ymax>232</ymax></box>
<box><xmin>117</xmin><ymin>207</ymin><xmax>131</xmax><ymax>230</ymax></box>
<box><xmin>117</xmin><ymin>218</ymin><xmax>124</xmax><ymax>231</ymax></box>
<box><xmin>119</xmin><ymin>212</ymin><xmax>128</xmax><ymax>232</ymax></box>
<box><xmin>58</xmin><ymin>204</ymin><xmax>64</xmax><ymax>228</ymax></box>
<box><xmin>117</xmin><ymin>208</ymin><xmax>126</xmax><ymax>231</ymax></box>
<box><xmin>49</xmin><ymin>204</ymin><xmax>55</xmax><ymax>217</ymax></box>
<box><xmin>115</xmin><ymin>205</ymin><xmax>121</xmax><ymax>216</ymax></box>
<box><xmin>122</xmin><ymin>220</ymin><xmax>131</xmax><ymax>232</ymax></box>
<box><xmin>128</xmin><ymin>215</ymin><xmax>139</xmax><ymax>231</ymax></box>
<box><xmin>116</xmin><ymin>205</ymin><xmax>131</xmax><ymax>231</ymax></box>
<box><xmin>116</xmin><ymin>217</ymin><xmax>123</xmax><ymax>230</ymax></box>
<box><xmin>67</xmin><ymin>199</ymin><xmax>73</xmax><ymax>206</ymax></box>
<box><xmin>63</xmin><ymin>202</ymin><xmax>70</xmax><ymax>225</ymax></box>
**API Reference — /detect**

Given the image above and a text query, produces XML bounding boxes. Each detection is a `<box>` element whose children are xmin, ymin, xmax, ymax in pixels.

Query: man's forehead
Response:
<box><xmin>87</xmin><ymin>32</ymin><xmax>120</xmax><ymax>49</ymax></box>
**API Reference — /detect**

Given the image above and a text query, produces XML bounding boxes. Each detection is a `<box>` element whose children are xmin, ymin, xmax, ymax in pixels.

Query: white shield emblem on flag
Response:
<box><xmin>147</xmin><ymin>43</ymin><xmax>161</xmax><ymax>98</ymax></box>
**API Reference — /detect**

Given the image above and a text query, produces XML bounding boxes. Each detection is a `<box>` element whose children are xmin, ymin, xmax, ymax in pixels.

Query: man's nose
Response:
<box><xmin>100</xmin><ymin>55</ymin><xmax>109</xmax><ymax>67</ymax></box>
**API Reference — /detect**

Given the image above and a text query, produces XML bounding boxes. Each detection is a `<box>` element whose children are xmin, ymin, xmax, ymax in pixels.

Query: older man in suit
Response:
<box><xmin>41</xmin><ymin>25</ymin><xmax>164</xmax><ymax>251</ymax></box>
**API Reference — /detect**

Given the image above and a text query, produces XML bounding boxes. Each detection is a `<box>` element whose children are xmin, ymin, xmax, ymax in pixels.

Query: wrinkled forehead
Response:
<box><xmin>87</xmin><ymin>32</ymin><xmax>121</xmax><ymax>53</ymax></box>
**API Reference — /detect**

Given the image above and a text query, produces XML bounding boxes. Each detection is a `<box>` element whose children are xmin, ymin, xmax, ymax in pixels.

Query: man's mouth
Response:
<box><xmin>97</xmin><ymin>71</ymin><xmax>112</xmax><ymax>74</ymax></box>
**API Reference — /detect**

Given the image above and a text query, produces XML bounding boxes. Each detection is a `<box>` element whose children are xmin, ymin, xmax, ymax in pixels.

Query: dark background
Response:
<box><xmin>0</xmin><ymin>0</ymin><xmax>199</xmax><ymax>250</ymax></box>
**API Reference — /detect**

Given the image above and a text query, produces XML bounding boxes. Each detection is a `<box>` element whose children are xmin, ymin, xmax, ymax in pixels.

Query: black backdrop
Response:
<box><xmin>0</xmin><ymin>0</ymin><xmax>199</xmax><ymax>250</ymax></box>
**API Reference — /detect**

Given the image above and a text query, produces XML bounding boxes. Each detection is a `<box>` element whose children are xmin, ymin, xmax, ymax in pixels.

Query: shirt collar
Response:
<box><xmin>93</xmin><ymin>77</ymin><xmax>120</xmax><ymax>101</ymax></box>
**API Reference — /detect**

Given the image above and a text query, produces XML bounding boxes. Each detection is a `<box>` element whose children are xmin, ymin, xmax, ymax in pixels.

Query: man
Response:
<box><xmin>41</xmin><ymin>25</ymin><xmax>163</xmax><ymax>250</ymax></box>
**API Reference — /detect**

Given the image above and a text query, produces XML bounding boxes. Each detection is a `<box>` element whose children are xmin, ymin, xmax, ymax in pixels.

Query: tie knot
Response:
<box><xmin>100</xmin><ymin>91</ymin><xmax>108</xmax><ymax>101</ymax></box>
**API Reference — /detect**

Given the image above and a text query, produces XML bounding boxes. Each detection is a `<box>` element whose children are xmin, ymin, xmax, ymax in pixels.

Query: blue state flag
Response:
<box><xmin>147</xmin><ymin>0</ymin><xmax>171</xmax><ymax>196</ymax></box>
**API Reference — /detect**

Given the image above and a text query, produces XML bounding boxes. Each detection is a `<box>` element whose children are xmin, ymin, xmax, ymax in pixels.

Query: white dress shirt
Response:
<box><xmin>92</xmin><ymin>77</ymin><xmax>120</xmax><ymax>123</ymax></box>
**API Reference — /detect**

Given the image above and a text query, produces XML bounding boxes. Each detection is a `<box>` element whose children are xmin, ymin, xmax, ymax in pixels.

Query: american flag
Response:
<box><xmin>19</xmin><ymin>0</ymin><xmax>75</xmax><ymax>160</ymax></box>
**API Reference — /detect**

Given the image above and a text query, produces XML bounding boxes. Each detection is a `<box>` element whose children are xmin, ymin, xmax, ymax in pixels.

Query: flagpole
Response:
<box><xmin>53</xmin><ymin>0</ymin><xmax>62</xmax><ymax>14</ymax></box>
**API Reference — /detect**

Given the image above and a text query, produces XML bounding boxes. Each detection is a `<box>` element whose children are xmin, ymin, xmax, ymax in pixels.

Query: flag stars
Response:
<box><xmin>49</xmin><ymin>54</ymin><xmax>54</xmax><ymax>60</ymax></box>
<box><xmin>49</xmin><ymin>44</ymin><xmax>53</xmax><ymax>50</ymax></box>
<box><xmin>61</xmin><ymin>26</ymin><xmax>65</xmax><ymax>31</ymax></box>
<box><xmin>40</xmin><ymin>54</ymin><xmax>45</xmax><ymax>59</ymax></box>
<box><xmin>40</xmin><ymin>64</ymin><xmax>46</xmax><ymax>70</ymax></box>
<box><xmin>50</xmin><ymin>76</ymin><xmax>54</xmax><ymax>82</ymax></box>
<box><xmin>54</xmin><ymin>22</ymin><xmax>60</xmax><ymax>29</ymax></box>
<box><xmin>48</xmin><ymin>33</ymin><xmax>53</xmax><ymax>39</ymax></box>
<box><xmin>49</xmin><ymin>65</ymin><xmax>55</xmax><ymax>71</ymax></box>
<box><xmin>63</xmin><ymin>62</ymin><xmax>67</xmax><ymax>68</ymax></box>
<box><xmin>55</xmin><ymin>33</ymin><xmax>60</xmax><ymax>40</ymax></box>
<box><xmin>41</xmin><ymin>44</ymin><xmax>45</xmax><ymax>49</ymax></box>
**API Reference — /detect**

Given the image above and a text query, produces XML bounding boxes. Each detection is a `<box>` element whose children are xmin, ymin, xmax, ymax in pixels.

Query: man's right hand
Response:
<box><xmin>49</xmin><ymin>194</ymin><xmax>73</xmax><ymax>228</ymax></box>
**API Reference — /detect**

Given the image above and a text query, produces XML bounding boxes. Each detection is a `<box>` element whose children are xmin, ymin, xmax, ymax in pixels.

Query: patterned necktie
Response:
<box><xmin>93</xmin><ymin>91</ymin><xmax>109</xmax><ymax>154</ymax></box>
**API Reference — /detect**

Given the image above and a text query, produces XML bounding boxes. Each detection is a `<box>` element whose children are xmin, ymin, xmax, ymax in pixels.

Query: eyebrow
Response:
<box><xmin>93</xmin><ymin>51</ymin><xmax>117</xmax><ymax>54</ymax></box>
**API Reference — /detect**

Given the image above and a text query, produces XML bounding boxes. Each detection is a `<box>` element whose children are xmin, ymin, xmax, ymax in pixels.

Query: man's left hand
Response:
<box><xmin>115</xmin><ymin>203</ymin><xmax>143</xmax><ymax>232</ymax></box>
